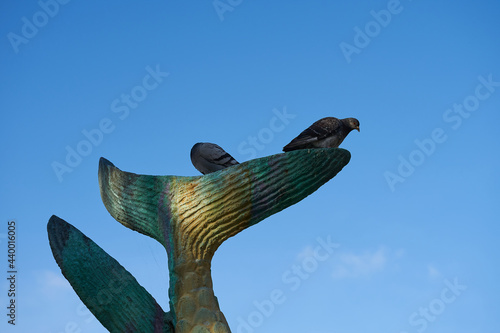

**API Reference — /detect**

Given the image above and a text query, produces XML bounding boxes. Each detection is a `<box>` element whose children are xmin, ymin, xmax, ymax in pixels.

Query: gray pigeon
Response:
<box><xmin>191</xmin><ymin>142</ymin><xmax>239</xmax><ymax>175</ymax></box>
<box><xmin>283</xmin><ymin>117</ymin><xmax>359</xmax><ymax>152</ymax></box>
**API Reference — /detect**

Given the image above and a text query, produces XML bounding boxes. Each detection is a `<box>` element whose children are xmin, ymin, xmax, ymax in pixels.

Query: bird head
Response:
<box><xmin>344</xmin><ymin>118</ymin><xmax>360</xmax><ymax>132</ymax></box>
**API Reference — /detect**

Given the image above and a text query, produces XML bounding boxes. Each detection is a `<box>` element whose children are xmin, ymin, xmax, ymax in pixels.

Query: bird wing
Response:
<box><xmin>283</xmin><ymin>117</ymin><xmax>342</xmax><ymax>151</ymax></box>
<box><xmin>200</xmin><ymin>143</ymin><xmax>239</xmax><ymax>168</ymax></box>
<box><xmin>191</xmin><ymin>143</ymin><xmax>240</xmax><ymax>174</ymax></box>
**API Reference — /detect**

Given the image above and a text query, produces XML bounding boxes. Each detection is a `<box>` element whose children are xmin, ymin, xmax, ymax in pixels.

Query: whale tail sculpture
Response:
<box><xmin>48</xmin><ymin>148</ymin><xmax>350</xmax><ymax>332</ymax></box>
<box><xmin>48</xmin><ymin>215</ymin><xmax>174</xmax><ymax>332</ymax></box>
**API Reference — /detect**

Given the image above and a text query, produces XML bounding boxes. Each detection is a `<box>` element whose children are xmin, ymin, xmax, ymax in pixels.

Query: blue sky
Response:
<box><xmin>1</xmin><ymin>1</ymin><xmax>499</xmax><ymax>332</ymax></box>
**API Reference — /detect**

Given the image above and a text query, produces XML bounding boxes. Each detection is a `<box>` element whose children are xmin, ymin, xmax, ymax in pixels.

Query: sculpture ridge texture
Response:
<box><xmin>48</xmin><ymin>148</ymin><xmax>351</xmax><ymax>332</ymax></box>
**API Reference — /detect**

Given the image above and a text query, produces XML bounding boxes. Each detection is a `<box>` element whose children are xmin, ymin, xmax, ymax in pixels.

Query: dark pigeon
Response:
<box><xmin>283</xmin><ymin>117</ymin><xmax>360</xmax><ymax>152</ymax></box>
<box><xmin>191</xmin><ymin>142</ymin><xmax>239</xmax><ymax>175</ymax></box>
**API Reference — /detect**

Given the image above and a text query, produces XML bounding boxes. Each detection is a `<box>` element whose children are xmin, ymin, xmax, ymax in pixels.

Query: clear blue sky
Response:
<box><xmin>1</xmin><ymin>1</ymin><xmax>499</xmax><ymax>332</ymax></box>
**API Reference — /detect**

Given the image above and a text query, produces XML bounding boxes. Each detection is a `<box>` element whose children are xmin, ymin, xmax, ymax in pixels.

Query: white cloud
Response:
<box><xmin>296</xmin><ymin>245</ymin><xmax>316</xmax><ymax>260</ymax></box>
<box><xmin>37</xmin><ymin>270</ymin><xmax>72</xmax><ymax>298</ymax></box>
<box><xmin>331</xmin><ymin>247</ymin><xmax>388</xmax><ymax>279</ymax></box>
<box><xmin>427</xmin><ymin>264</ymin><xmax>442</xmax><ymax>280</ymax></box>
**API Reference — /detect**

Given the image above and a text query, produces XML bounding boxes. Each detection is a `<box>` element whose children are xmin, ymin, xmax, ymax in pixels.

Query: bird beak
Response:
<box><xmin>356</xmin><ymin>127</ymin><xmax>360</xmax><ymax>132</ymax></box>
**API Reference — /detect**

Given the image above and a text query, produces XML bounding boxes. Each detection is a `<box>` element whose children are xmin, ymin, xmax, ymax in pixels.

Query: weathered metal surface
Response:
<box><xmin>47</xmin><ymin>215</ymin><xmax>173</xmax><ymax>332</ymax></box>
<box><xmin>48</xmin><ymin>148</ymin><xmax>350</xmax><ymax>332</ymax></box>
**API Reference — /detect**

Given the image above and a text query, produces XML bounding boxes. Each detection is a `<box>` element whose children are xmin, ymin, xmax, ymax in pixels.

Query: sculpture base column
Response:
<box><xmin>170</xmin><ymin>259</ymin><xmax>230</xmax><ymax>333</ymax></box>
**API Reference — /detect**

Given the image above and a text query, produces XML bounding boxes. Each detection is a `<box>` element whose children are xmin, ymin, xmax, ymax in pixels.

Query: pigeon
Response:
<box><xmin>283</xmin><ymin>117</ymin><xmax>359</xmax><ymax>152</ymax></box>
<box><xmin>190</xmin><ymin>142</ymin><xmax>240</xmax><ymax>175</ymax></box>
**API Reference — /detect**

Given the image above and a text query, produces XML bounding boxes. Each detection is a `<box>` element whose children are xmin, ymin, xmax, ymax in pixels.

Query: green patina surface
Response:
<box><xmin>48</xmin><ymin>148</ymin><xmax>350</xmax><ymax>332</ymax></box>
<box><xmin>48</xmin><ymin>215</ymin><xmax>173</xmax><ymax>332</ymax></box>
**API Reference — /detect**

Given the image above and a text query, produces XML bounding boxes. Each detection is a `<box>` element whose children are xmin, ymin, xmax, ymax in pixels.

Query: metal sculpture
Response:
<box><xmin>48</xmin><ymin>148</ymin><xmax>350</xmax><ymax>332</ymax></box>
